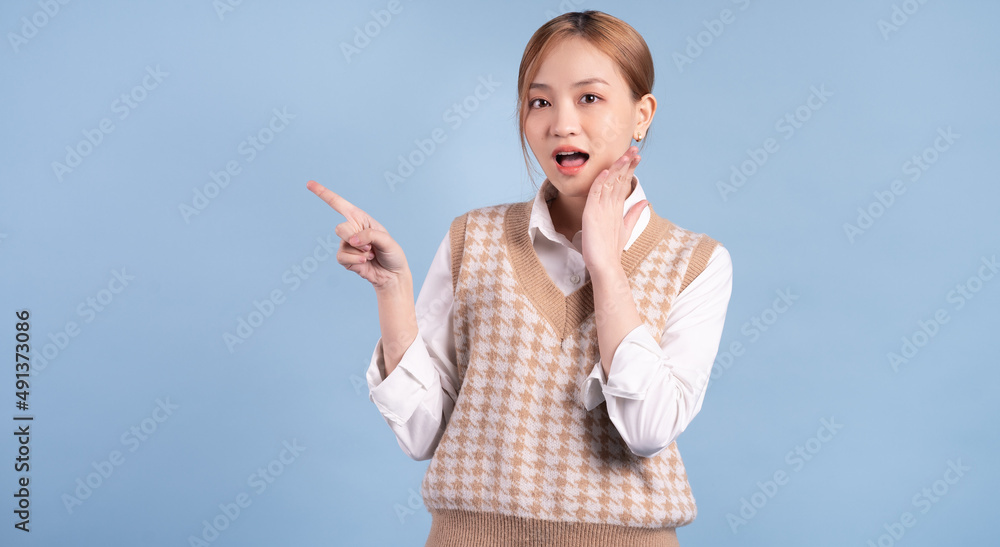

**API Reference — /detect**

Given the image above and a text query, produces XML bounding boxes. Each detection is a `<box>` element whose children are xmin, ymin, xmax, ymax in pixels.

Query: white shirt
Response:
<box><xmin>365</xmin><ymin>176</ymin><xmax>733</xmax><ymax>460</ymax></box>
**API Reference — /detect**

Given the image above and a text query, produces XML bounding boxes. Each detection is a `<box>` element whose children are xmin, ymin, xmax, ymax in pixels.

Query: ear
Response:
<box><xmin>634</xmin><ymin>93</ymin><xmax>657</xmax><ymax>139</ymax></box>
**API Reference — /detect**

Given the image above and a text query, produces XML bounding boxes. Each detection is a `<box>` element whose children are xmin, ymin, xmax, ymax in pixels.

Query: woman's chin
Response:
<box><xmin>544</xmin><ymin>176</ymin><xmax>593</xmax><ymax>199</ymax></box>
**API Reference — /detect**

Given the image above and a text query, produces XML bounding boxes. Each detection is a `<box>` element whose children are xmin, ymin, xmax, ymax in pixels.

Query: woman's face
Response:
<box><xmin>524</xmin><ymin>36</ymin><xmax>648</xmax><ymax>198</ymax></box>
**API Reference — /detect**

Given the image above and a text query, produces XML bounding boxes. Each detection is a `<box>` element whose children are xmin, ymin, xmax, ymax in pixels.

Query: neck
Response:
<box><xmin>546</xmin><ymin>177</ymin><xmax>638</xmax><ymax>241</ymax></box>
<box><xmin>547</xmin><ymin>192</ymin><xmax>586</xmax><ymax>241</ymax></box>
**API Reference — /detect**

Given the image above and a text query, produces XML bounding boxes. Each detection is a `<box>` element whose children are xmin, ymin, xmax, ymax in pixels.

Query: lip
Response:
<box><xmin>551</xmin><ymin>145</ymin><xmax>590</xmax><ymax>176</ymax></box>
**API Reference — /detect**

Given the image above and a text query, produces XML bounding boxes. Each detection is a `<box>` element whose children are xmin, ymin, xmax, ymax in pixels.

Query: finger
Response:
<box><xmin>307</xmin><ymin>180</ymin><xmax>362</xmax><ymax>218</ymax></box>
<box><xmin>618</xmin><ymin>151</ymin><xmax>641</xmax><ymax>200</ymax></box>
<box><xmin>338</xmin><ymin>239</ymin><xmax>375</xmax><ymax>265</ymax></box>
<box><xmin>608</xmin><ymin>148</ymin><xmax>638</xmax><ymax>199</ymax></box>
<box><xmin>335</xmin><ymin>220</ymin><xmax>369</xmax><ymax>248</ymax></box>
<box><xmin>605</xmin><ymin>149</ymin><xmax>633</xmax><ymax>189</ymax></box>
<box><xmin>348</xmin><ymin>227</ymin><xmax>393</xmax><ymax>252</ymax></box>
<box><xmin>590</xmin><ymin>168</ymin><xmax>609</xmax><ymax>199</ymax></box>
<box><xmin>363</xmin><ymin>214</ymin><xmax>386</xmax><ymax>234</ymax></box>
<box><xmin>592</xmin><ymin>163</ymin><xmax>611</xmax><ymax>187</ymax></box>
<box><xmin>623</xmin><ymin>200</ymin><xmax>648</xmax><ymax>235</ymax></box>
<box><xmin>338</xmin><ymin>246</ymin><xmax>374</xmax><ymax>267</ymax></box>
<box><xmin>600</xmin><ymin>154</ymin><xmax>631</xmax><ymax>206</ymax></box>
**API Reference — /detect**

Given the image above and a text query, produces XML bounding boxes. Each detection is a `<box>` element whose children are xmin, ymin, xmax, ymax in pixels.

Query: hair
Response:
<box><xmin>515</xmin><ymin>10</ymin><xmax>655</xmax><ymax>179</ymax></box>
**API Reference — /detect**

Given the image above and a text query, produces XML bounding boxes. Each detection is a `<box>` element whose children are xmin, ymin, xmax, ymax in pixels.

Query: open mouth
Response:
<box><xmin>555</xmin><ymin>151</ymin><xmax>590</xmax><ymax>168</ymax></box>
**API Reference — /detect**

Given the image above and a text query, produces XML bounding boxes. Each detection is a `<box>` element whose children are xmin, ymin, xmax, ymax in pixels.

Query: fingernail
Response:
<box><xmin>350</xmin><ymin>236</ymin><xmax>359</xmax><ymax>245</ymax></box>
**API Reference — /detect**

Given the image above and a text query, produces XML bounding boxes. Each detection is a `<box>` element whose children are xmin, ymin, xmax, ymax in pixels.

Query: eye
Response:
<box><xmin>528</xmin><ymin>98</ymin><xmax>550</xmax><ymax>109</ymax></box>
<box><xmin>581</xmin><ymin>93</ymin><xmax>600</xmax><ymax>104</ymax></box>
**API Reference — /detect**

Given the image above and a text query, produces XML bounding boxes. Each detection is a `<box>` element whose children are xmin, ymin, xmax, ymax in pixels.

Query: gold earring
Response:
<box><xmin>635</xmin><ymin>132</ymin><xmax>643</xmax><ymax>142</ymax></box>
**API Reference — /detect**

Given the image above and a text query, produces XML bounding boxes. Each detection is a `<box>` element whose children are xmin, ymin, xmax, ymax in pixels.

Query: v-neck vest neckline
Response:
<box><xmin>502</xmin><ymin>199</ymin><xmax>673</xmax><ymax>339</ymax></box>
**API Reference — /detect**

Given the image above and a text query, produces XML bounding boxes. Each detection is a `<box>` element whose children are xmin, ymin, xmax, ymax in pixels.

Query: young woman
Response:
<box><xmin>309</xmin><ymin>10</ymin><xmax>732</xmax><ymax>546</ymax></box>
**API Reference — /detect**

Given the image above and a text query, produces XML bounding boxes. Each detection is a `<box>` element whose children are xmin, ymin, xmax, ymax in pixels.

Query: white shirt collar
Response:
<box><xmin>528</xmin><ymin>174</ymin><xmax>650</xmax><ymax>253</ymax></box>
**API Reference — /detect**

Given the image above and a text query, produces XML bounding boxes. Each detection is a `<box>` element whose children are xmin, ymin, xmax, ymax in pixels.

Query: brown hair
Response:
<box><xmin>515</xmin><ymin>11</ymin><xmax>655</xmax><ymax>178</ymax></box>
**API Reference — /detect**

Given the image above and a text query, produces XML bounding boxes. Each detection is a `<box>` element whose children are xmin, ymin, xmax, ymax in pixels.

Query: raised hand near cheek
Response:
<box><xmin>581</xmin><ymin>146</ymin><xmax>648</xmax><ymax>277</ymax></box>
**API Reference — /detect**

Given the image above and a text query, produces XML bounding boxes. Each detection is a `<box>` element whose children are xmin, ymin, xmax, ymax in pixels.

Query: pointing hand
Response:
<box><xmin>306</xmin><ymin>180</ymin><xmax>409</xmax><ymax>288</ymax></box>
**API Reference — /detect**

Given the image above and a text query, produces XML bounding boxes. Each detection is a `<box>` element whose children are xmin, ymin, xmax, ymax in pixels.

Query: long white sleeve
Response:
<box><xmin>581</xmin><ymin>245</ymin><xmax>733</xmax><ymax>457</ymax></box>
<box><xmin>365</xmin><ymin>231</ymin><xmax>459</xmax><ymax>461</ymax></box>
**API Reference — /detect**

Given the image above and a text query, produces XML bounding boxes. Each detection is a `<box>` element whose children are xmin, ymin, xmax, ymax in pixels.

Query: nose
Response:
<box><xmin>551</xmin><ymin>102</ymin><xmax>580</xmax><ymax>137</ymax></box>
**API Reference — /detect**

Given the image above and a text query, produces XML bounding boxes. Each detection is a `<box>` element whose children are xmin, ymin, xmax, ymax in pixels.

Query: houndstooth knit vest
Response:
<box><xmin>421</xmin><ymin>199</ymin><xmax>719</xmax><ymax>547</ymax></box>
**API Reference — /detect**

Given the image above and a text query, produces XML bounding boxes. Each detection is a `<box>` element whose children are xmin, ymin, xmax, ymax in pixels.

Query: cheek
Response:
<box><xmin>587</xmin><ymin>111</ymin><xmax>631</xmax><ymax>156</ymax></box>
<box><xmin>525</xmin><ymin>135</ymin><xmax>545</xmax><ymax>163</ymax></box>
<box><xmin>524</xmin><ymin>120</ymin><xmax>550</xmax><ymax>161</ymax></box>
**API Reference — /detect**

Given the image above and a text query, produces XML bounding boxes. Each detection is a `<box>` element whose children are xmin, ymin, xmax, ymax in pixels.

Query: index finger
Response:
<box><xmin>307</xmin><ymin>180</ymin><xmax>359</xmax><ymax>217</ymax></box>
<box><xmin>609</xmin><ymin>146</ymin><xmax>637</xmax><ymax>174</ymax></box>
<box><xmin>623</xmin><ymin>153</ymin><xmax>641</xmax><ymax>198</ymax></box>
<box><xmin>614</xmin><ymin>148</ymin><xmax>640</xmax><ymax>191</ymax></box>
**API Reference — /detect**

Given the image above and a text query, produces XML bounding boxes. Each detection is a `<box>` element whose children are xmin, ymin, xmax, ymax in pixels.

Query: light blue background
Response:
<box><xmin>1</xmin><ymin>1</ymin><xmax>997</xmax><ymax>545</ymax></box>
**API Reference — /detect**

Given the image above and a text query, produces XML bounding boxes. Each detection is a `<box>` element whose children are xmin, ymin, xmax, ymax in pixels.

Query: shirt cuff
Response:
<box><xmin>581</xmin><ymin>325</ymin><xmax>669</xmax><ymax>411</ymax></box>
<box><xmin>365</xmin><ymin>334</ymin><xmax>436</xmax><ymax>426</ymax></box>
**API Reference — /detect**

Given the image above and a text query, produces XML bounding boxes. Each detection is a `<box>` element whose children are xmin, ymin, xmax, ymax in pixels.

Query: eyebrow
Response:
<box><xmin>528</xmin><ymin>77</ymin><xmax>610</xmax><ymax>91</ymax></box>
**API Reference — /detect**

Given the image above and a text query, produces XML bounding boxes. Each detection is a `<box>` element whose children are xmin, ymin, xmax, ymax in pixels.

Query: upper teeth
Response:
<box><xmin>558</xmin><ymin>151</ymin><xmax>579</xmax><ymax>155</ymax></box>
